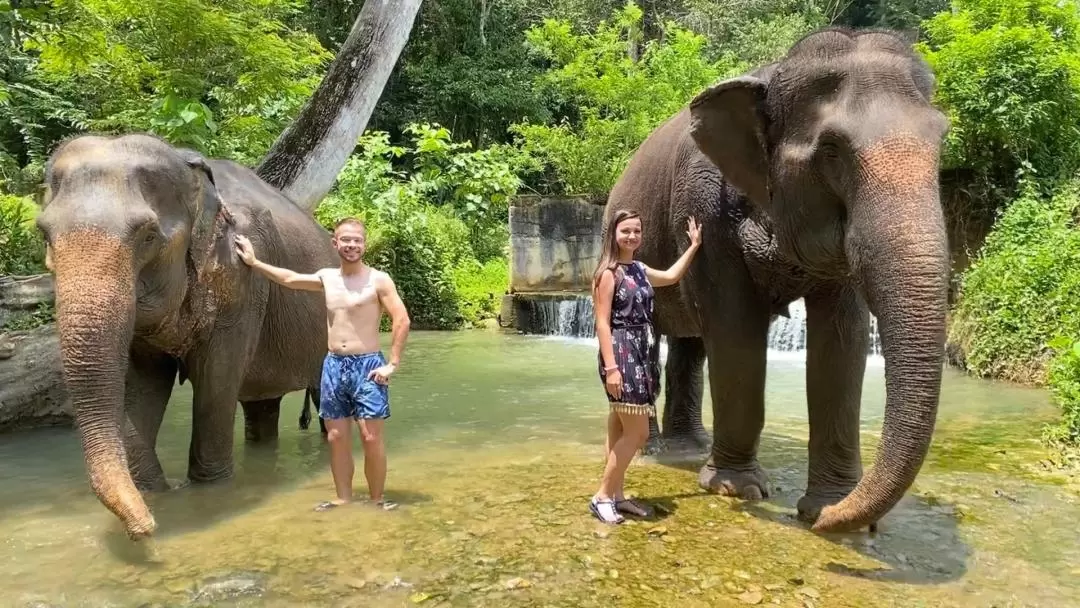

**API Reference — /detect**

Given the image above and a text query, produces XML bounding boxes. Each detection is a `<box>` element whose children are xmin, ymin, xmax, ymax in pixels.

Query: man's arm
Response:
<box><xmin>234</xmin><ymin>235</ymin><xmax>324</xmax><ymax>292</ymax></box>
<box><xmin>375</xmin><ymin>271</ymin><xmax>411</xmax><ymax>367</ymax></box>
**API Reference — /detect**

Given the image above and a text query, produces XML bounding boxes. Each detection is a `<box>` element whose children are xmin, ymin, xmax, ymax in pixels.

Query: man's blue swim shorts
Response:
<box><xmin>319</xmin><ymin>351</ymin><xmax>391</xmax><ymax>420</ymax></box>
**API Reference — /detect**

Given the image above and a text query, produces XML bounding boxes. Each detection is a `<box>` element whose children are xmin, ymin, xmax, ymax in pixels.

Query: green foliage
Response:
<box><xmin>315</xmin><ymin>124</ymin><xmax>514</xmax><ymax>329</ymax></box>
<box><xmin>1046</xmin><ymin>336</ymin><xmax>1080</xmax><ymax>446</ymax></box>
<box><xmin>2</xmin><ymin>301</ymin><xmax>54</xmax><ymax>331</ymax></box>
<box><xmin>918</xmin><ymin>0</ymin><xmax>1080</xmax><ymax>203</ymax></box>
<box><xmin>369</xmin><ymin>0</ymin><xmax>555</xmax><ymax>148</ymax></box>
<box><xmin>18</xmin><ymin>0</ymin><xmax>331</xmax><ymax>164</ymax></box>
<box><xmin>681</xmin><ymin>0</ymin><xmax>828</xmax><ymax>66</ymax></box>
<box><xmin>452</xmin><ymin>256</ymin><xmax>510</xmax><ymax>326</ymax></box>
<box><xmin>0</xmin><ymin>194</ymin><xmax>45</xmax><ymax>276</ymax></box>
<box><xmin>949</xmin><ymin>180</ymin><xmax>1080</xmax><ymax>443</ymax></box>
<box><xmin>510</xmin><ymin>2</ymin><xmax>740</xmax><ymax>196</ymax></box>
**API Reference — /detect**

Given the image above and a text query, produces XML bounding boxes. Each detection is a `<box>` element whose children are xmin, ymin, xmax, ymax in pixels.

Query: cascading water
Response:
<box><xmin>522</xmin><ymin>295</ymin><xmax>881</xmax><ymax>356</ymax></box>
<box><xmin>518</xmin><ymin>296</ymin><xmax>596</xmax><ymax>339</ymax></box>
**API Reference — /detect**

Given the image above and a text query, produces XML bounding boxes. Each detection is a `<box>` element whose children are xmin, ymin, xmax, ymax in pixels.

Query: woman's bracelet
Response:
<box><xmin>604</xmin><ymin>364</ymin><xmax>618</xmax><ymax>372</ymax></box>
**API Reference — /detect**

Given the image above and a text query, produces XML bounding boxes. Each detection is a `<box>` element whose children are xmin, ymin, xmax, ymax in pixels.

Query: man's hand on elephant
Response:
<box><xmin>234</xmin><ymin>235</ymin><xmax>256</xmax><ymax>265</ymax></box>
<box><xmin>686</xmin><ymin>217</ymin><xmax>702</xmax><ymax>247</ymax></box>
<box><xmin>368</xmin><ymin>363</ymin><xmax>395</xmax><ymax>385</ymax></box>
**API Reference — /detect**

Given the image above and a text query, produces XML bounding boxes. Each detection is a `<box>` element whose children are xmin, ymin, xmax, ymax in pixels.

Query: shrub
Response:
<box><xmin>1046</xmin><ymin>337</ymin><xmax>1080</xmax><ymax>446</ymax></box>
<box><xmin>949</xmin><ymin>180</ymin><xmax>1080</xmax><ymax>444</ymax></box>
<box><xmin>917</xmin><ymin>0</ymin><xmax>1080</xmax><ymax>205</ymax></box>
<box><xmin>0</xmin><ymin>195</ymin><xmax>46</xmax><ymax>276</ymax></box>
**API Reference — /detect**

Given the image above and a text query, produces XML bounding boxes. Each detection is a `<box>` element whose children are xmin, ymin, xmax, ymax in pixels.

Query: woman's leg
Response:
<box><xmin>612</xmin><ymin>410</ymin><xmax>656</xmax><ymax>516</ymax></box>
<box><xmin>595</xmin><ymin>411</ymin><xmax>649</xmax><ymax>502</ymax></box>
<box><xmin>604</xmin><ymin>409</ymin><xmax>622</xmax><ymax>460</ymax></box>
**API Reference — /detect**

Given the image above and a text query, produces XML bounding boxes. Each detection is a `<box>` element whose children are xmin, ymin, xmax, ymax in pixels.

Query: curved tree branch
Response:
<box><xmin>256</xmin><ymin>0</ymin><xmax>423</xmax><ymax>213</ymax></box>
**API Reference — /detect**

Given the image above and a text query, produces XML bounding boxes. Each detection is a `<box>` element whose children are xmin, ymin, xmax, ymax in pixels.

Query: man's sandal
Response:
<box><xmin>589</xmin><ymin>497</ymin><xmax>625</xmax><ymax>525</ymax></box>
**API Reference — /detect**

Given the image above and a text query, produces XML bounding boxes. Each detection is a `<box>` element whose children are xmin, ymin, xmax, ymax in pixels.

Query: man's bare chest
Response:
<box><xmin>323</xmin><ymin>272</ymin><xmax>379</xmax><ymax>312</ymax></box>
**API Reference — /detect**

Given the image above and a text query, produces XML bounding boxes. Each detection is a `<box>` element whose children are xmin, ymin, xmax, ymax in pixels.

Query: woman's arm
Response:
<box><xmin>593</xmin><ymin>269</ymin><xmax>618</xmax><ymax>372</ymax></box>
<box><xmin>643</xmin><ymin>217</ymin><xmax>703</xmax><ymax>288</ymax></box>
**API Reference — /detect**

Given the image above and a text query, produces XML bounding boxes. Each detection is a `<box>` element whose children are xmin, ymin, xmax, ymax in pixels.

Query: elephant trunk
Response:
<box><xmin>813</xmin><ymin>135</ymin><xmax>949</xmax><ymax>533</ymax></box>
<box><xmin>51</xmin><ymin>230</ymin><xmax>155</xmax><ymax>538</ymax></box>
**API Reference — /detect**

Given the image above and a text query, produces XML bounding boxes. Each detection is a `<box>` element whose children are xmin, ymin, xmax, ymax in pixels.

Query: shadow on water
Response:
<box><xmin>649</xmin><ymin>431</ymin><xmax>973</xmax><ymax>586</ymax></box>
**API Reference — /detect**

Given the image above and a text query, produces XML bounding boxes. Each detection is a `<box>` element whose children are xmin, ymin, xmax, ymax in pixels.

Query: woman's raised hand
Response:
<box><xmin>686</xmin><ymin>217</ymin><xmax>702</xmax><ymax>247</ymax></box>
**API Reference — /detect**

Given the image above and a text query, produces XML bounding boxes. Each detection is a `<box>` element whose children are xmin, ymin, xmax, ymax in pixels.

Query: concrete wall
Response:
<box><xmin>509</xmin><ymin>195</ymin><xmax>605</xmax><ymax>293</ymax></box>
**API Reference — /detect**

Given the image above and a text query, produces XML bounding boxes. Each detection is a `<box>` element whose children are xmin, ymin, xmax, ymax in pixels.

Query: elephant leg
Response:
<box><xmin>299</xmin><ymin>388</ymin><xmax>313</xmax><ymax>430</ymax></box>
<box><xmin>300</xmin><ymin>386</ymin><xmax>327</xmax><ymax>435</ymax></box>
<box><xmin>661</xmin><ymin>335</ymin><xmax>709</xmax><ymax>452</ymax></box>
<box><xmin>644</xmin><ymin>416</ymin><xmax>664</xmax><ymax>455</ymax></box>
<box><xmin>241</xmin><ymin>396</ymin><xmax>282</xmax><ymax>443</ymax></box>
<box><xmin>186</xmin><ymin>333</ymin><xmax>250</xmax><ymax>483</ymax></box>
<box><xmin>123</xmin><ymin>350</ymin><xmax>176</xmax><ymax>491</ymax></box>
<box><xmin>797</xmin><ymin>284</ymin><xmax>870</xmax><ymax>523</ymax></box>
<box><xmin>696</xmin><ymin>286</ymin><xmax>772</xmax><ymax>500</ymax></box>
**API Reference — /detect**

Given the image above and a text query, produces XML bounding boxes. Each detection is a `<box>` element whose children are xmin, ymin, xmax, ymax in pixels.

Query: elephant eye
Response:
<box><xmin>144</xmin><ymin>231</ymin><xmax>157</xmax><ymax>244</ymax></box>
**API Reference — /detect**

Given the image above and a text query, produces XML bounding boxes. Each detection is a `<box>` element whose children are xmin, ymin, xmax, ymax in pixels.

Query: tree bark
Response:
<box><xmin>256</xmin><ymin>0</ymin><xmax>424</xmax><ymax>213</ymax></box>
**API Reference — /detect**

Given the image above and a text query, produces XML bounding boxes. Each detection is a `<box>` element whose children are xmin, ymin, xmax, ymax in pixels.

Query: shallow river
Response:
<box><xmin>1</xmin><ymin>331</ymin><xmax>1079</xmax><ymax>607</ymax></box>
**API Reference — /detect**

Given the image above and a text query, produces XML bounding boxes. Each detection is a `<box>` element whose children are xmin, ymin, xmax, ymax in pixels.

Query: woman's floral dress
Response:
<box><xmin>597</xmin><ymin>261</ymin><xmax>660</xmax><ymax>416</ymax></box>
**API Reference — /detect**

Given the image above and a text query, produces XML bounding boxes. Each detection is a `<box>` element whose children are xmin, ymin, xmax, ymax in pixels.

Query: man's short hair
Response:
<box><xmin>333</xmin><ymin>216</ymin><xmax>366</xmax><ymax>236</ymax></box>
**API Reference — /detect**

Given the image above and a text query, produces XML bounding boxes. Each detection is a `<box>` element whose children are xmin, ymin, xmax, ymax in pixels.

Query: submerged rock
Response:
<box><xmin>190</xmin><ymin>572</ymin><xmax>267</xmax><ymax>604</ymax></box>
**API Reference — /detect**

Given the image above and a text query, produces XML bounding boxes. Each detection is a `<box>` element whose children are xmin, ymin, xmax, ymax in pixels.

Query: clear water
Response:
<box><xmin>1</xmin><ymin>331</ymin><xmax>1078</xmax><ymax>607</ymax></box>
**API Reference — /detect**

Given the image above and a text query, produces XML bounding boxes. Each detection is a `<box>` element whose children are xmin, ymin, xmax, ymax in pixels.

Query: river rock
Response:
<box><xmin>0</xmin><ymin>274</ymin><xmax>69</xmax><ymax>433</ymax></box>
<box><xmin>0</xmin><ymin>323</ymin><xmax>69</xmax><ymax>432</ymax></box>
<box><xmin>190</xmin><ymin>572</ymin><xmax>267</xmax><ymax>603</ymax></box>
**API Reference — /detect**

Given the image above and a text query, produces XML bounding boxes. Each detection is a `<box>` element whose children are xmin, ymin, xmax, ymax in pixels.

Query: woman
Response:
<box><xmin>589</xmin><ymin>209</ymin><xmax>702</xmax><ymax>524</ymax></box>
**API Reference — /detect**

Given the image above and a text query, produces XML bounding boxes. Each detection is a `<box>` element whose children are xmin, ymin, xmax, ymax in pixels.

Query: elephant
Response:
<box><xmin>604</xmin><ymin>27</ymin><xmax>951</xmax><ymax>533</ymax></box>
<box><xmin>35</xmin><ymin>133</ymin><xmax>340</xmax><ymax>539</ymax></box>
<box><xmin>297</xmin><ymin>386</ymin><xmax>327</xmax><ymax>435</ymax></box>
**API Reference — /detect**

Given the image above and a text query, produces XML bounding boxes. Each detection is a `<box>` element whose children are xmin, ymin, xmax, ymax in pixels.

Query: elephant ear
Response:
<box><xmin>177</xmin><ymin>148</ymin><xmax>236</xmax><ymax>280</ymax></box>
<box><xmin>688</xmin><ymin>75</ymin><xmax>771</xmax><ymax>207</ymax></box>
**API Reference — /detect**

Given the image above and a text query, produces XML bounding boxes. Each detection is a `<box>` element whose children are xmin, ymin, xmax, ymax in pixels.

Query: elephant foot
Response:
<box><xmin>133</xmin><ymin>475</ymin><xmax>170</xmax><ymax>493</ymax></box>
<box><xmin>187</xmin><ymin>463</ymin><xmax>234</xmax><ymax>484</ymax></box>
<box><xmin>167</xmin><ymin>477</ymin><xmax>191</xmax><ymax>491</ymax></box>
<box><xmin>661</xmin><ymin>429</ymin><xmax>712</xmax><ymax>454</ymax></box>
<box><xmin>642</xmin><ymin>434</ymin><xmax>666</xmax><ymax>456</ymax></box>
<box><xmin>698</xmin><ymin>460</ymin><xmax>770</xmax><ymax>500</ymax></box>
<box><xmin>798</xmin><ymin>489</ymin><xmax>878</xmax><ymax>533</ymax></box>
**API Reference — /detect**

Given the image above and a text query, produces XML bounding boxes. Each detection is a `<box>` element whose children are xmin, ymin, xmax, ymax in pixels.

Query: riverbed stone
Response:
<box><xmin>0</xmin><ymin>274</ymin><xmax>68</xmax><ymax>433</ymax></box>
<box><xmin>189</xmin><ymin>572</ymin><xmax>267</xmax><ymax>604</ymax></box>
<box><xmin>0</xmin><ymin>323</ymin><xmax>69</xmax><ymax>432</ymax></box>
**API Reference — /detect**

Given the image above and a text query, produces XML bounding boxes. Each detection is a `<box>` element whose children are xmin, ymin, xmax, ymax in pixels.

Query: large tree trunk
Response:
<box><xmin>256</xmin><ymin>0</ymin><xmax>424</xmax><ymax>212</ymax></box>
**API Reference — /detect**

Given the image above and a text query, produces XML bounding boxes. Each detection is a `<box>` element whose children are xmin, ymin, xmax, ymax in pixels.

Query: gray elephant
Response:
<box><xmin>36</xmin><ymin>133</ymin><xmax>339</xmax><ymax>539</ymax></box>
<box><xmin>605</xmin><ymin>27</ymin><xmax>950</xmax><ymax>533</ymax></box>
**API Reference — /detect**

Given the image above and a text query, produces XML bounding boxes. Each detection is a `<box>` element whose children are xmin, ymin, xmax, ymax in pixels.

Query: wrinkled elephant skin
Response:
<box><xmin>37</xmin><ymin>134</ymin><xmax>339</xmax><ymax>539</ymax></box>
<box><xmin>606</xmin><ymin>27</ymin><xmax>950</xmax><ymax>533</ymax></box>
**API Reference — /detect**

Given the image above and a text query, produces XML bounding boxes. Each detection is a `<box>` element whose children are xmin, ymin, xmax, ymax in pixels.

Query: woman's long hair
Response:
<box><xmin>592</xmin><ymin>209</ymin><xmax>641</xmax><ymax>294</ymax></box>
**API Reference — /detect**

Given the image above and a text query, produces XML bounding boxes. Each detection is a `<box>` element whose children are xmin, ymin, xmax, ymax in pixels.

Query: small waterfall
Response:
<box><xmin>519</xmin><ymin>295</ymin><xmax>881</xmax><ymax>356</ymax></box>
<box><xmin>520</xmin><ymin>295</ymin><xmax>596</xmax><ymax>338</ymax></box>
<box><xmin>766</xmin><ymin>299</ymin><xmax>882</xmax><ymax>356</ymax></box>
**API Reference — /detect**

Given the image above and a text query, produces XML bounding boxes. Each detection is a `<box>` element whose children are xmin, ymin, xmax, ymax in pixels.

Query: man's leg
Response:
<box><xmin>357</xmin><ymin>356</ymin><xmax>395</xmax><ymax>509</ymax></box>
<box><xmin>315</xmin><ymin>354</ymin><xmax>356</xmax><ymax>511</ymax></box>
<box><xmin>357</xmin><ymin>418</ymin><xmax>388</xmax><ymax>504</ymax></box>
<box><xmin>324</xmin><ymin>418</ymin><xmax>355</xmax><ymax>506</ymax></box>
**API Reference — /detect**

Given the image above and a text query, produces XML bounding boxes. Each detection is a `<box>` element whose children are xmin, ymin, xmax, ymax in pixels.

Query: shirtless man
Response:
<box><xmin>233</xmin><ymin>217</ymin><xmax>411</xmax><ymax>511</ymax></box>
